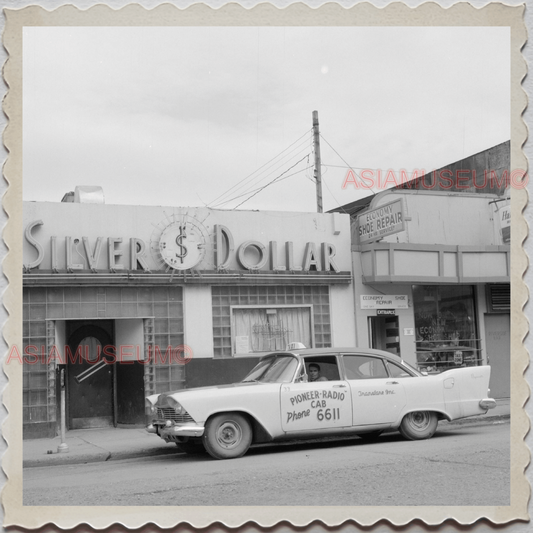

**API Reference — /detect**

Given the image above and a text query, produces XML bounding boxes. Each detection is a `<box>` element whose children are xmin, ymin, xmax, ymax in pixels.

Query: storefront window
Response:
<box><xmin>233</xmin><ymin>306</ymin><xmax>312</xmax><ymax>354</ymax></box>
<box><xmin>212</xmin><ymin>286</ymin><xmax>330</xmax><ymax>358</ymax></box>
<box><xmin>412</xmin><ymin>285</ymin><xmax>479</xmax><ymax>372</ymax></box>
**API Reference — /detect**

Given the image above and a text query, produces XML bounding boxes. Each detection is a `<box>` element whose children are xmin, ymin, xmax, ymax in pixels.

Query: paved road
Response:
<box><xmin>23</xmin><ymin>422</ymin><xmax>509</xmax><ymax>506</ymax></box>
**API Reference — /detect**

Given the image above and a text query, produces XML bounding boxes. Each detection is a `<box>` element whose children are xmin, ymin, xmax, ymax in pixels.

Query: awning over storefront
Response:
<box><xmin>356</xmin><ymin>242</ymin><xmax>509</xmax><ymax>284</ymax></box>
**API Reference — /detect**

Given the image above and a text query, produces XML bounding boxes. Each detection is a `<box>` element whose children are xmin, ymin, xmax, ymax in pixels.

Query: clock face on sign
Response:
<box><xmin>156</xmin><ymin>216</ymin><xmax>208</xmax><ymax>270</ymax></box>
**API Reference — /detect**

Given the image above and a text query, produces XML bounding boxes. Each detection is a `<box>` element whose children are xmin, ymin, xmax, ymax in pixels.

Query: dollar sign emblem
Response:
<box><xmin>175</xmin><ymin>224</ymin><xmax>188</xmax><ymax>263</ymax></box>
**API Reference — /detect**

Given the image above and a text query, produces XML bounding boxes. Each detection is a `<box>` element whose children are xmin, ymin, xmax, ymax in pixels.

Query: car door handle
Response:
<box><xmin>386</xmin><ymin>381</ymin><xmax>399</xmax><ymax>385</ymax></box>
<box><xmin>333</xmin><ymin>384</ymin><xmax>347</xmax><ymax>388</ymax></box>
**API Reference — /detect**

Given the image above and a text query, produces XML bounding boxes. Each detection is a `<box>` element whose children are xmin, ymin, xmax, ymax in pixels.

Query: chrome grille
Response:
<box><xmin>156</xmin><ymin>407</ymin><xmax>195</xmax><ymax>423</ymax></box>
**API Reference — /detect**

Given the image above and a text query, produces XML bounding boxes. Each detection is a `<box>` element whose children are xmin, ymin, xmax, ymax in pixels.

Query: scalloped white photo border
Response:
<box><xmin>1</xmin><ymin>2</ymin><xmax>528</xmax><ymax>529</ymax></box>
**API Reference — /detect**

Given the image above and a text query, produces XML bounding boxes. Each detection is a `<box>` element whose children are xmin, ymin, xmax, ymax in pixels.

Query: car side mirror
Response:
<box><xmin>297</xmin><ymin>373</ymin><xmax>308</xmax><ymax>383</ymax></box>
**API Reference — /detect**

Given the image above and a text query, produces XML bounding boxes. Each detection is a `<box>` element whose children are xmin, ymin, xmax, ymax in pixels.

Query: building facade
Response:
<box><xmin>335</xmin><ymin>141</ymin><xmax>511</xmax><ymax>400</ymax></box>
<box><xmin>20</xmin><ymin>142</ymin><xmax>511</xmax><ymax>439</ymax></box>
<box><xmin>21</xmin><ymin>193</ymin><xmax>355</xmax><ymax>438</ymax></box>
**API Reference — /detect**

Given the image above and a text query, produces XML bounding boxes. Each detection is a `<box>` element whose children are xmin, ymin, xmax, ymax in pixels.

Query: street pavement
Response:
<box><xmin>22</xmin><ymin>398</ymin><xmax>510</xmax><ymax>468</ymax></box>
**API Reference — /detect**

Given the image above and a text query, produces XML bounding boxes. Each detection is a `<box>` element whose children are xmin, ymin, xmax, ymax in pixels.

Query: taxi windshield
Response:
<box><xmin>242</xmin><ymin>355</ymin><xmax>299</xmax><ymax>383</ymax></box>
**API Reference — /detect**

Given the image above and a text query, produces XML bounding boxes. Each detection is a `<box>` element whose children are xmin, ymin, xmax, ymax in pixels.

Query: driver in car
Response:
<box><xmin>308</xmin><ymin>363</ymin><xmax>328</xmax><ymax>382</ymax></box>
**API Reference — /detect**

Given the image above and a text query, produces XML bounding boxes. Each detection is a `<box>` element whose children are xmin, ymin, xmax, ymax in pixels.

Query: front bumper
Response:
<box><xmin>146</xmin><ymin>423</ymin><xmax>205</xmax><ymax>438</ymax></box>
<box><xmin>479</xmin><ymin>398</ymin><xmax>497</xmax><ymax>410</ymax></box>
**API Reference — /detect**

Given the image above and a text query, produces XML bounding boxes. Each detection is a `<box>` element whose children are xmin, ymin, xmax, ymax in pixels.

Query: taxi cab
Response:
<box><xmin>145</xmin><ymin>348</ymin><xmax>496</xmax><ymax>460</ymax></box>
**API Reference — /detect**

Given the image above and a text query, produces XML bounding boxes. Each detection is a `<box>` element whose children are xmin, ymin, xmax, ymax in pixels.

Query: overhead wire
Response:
<box><xmin>228</xmin><ymin>136</ymin><xmax>312</xmax><ymax>199</ymax></box>
<box><xmin>219</xmin><ymin>164</ymin><xmax>314</xmax><ymax>208</ymax></box>
<box><xmin>323</xmin><ymin>163</ymin><xmax>426</xmax><ymax>174</ymax></box>
<box><xmin>211</xmin><ymin>141</ymin><xmax>312</xmax><ymax>208</ymax></box>
<box><xmin>207</xmin><ymin>124</ymin><xmax>379</xmax><ymax>212</ymax></box>
<box><xmin>305</xmin><ymin>132</ymin><xmax>316</xmax><ymax>184</ymax></box>
<box><xmin>320</xmin><ymin>166</ymin><xmax>351</xmax><ymax>216</ymax></box>
<box><xmin>208</xmin><ymin>129</ymin><xmax>313</xmax><ymax>208</ymax></box>
<box><xmin>323</xmin><ymin>163</ymin><xmax>377</xmax><ymax>170</ymax></box>
<box><xmin>232</xmin><ymin>154</ymin><xmax>312</xmax><ymax>209</ymax></box>
<box><xmin>209</xmin><ymin>141</ymin><xmax>311</xmax><ymax>208</ymax></box>
<box><xmin>208</xmin><ymin>132</ymin><xmax>311</xmax><ymax>207</ymax></box>
<box><xmin>320</xmin><ymin>133</ymin><xmax>376</xmax><ymax>195</ymax></box>
<box><xmin>214</xmin><ymin>165</ymin><xmax>312</xmax><ymax>207</ymax></box>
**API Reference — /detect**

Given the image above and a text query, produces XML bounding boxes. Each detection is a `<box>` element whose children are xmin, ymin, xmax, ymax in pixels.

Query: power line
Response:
<box><xmin>320</xmin><ymin>133</ymin><xmax>376</xmax><ymax>195</ymax></box>
<box><xmin>232</xmin><ymin>154</ymin><xmax>312</xmax><ymax>209</ymax></box>
<box><xmin>323</xmin><ymin>163</ymin><xmax>429</xmax><ymax>173</ymax></box>
<box><xmin>320</xmin><ymin>166</ymin><xmax>352</xmax><ymax>216</ymax></box>
<box><xmin>323</xmin><ymin>163</ymin><xmax>379</xmax><ymax>170</ymax></box>
<box><xmin>207</xmin><ymin>129</ymin><xmax>312</xmax><ymax>208</ymax></box>
<box><xmin>208</xmin><ymin>131</ymin><xmax>311</xmax><ymax>207</ymax></box>
<box><xmin>216</xmin><ymin>163</ymin><xmax>314</xmax><ymax>208</ymax></box>
<box><xmin>235</xmin><ymin>141</ymin><xmax>311</xmax><ymax>196</ymax></box>
<box><xmin>210</xmin><ymin>143</ymin><xmax>312</xmax><ymax>208</ymax></box>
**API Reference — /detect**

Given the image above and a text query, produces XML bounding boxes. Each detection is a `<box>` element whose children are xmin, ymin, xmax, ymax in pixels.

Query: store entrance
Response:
<box><xmin>67</xmin><ymin>321</ymin><xmax>114</xmax><ymax>429</ymax></box>
<box><xmin>484</xmin><ymin>314</ymin><xmax>510</xmax><ymax>399</ymax></box>
<box><xmin>66</xmin><ymin>319</ymin><xmax>146</xmax><ymax>429</ymax></box>
<box><xmin>368</xmin><ymin>315</ymin><xmax>400</xmax><ymax>356</ymax></box>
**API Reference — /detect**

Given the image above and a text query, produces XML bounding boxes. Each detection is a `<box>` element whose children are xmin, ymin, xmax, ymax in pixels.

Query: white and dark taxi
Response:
<box><xmin>146</xmin><ymin>348</ymin><xmax>496</xmax><ymax>460</ymax></box>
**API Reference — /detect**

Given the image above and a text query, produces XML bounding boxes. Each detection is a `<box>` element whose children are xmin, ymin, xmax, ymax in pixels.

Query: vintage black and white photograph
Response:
<box><xmin>3</xmin><ymin>1</ymin><xmax>528</xmax><ymax>529</ymax></box>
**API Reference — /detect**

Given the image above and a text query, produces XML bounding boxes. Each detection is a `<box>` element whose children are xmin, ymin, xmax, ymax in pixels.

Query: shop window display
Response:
<box><xmin>412</xmin><ymin>285</ymin><xmax>480</xmax><ymax>372</ymax></box>
<box><xmin>211</xmin><ymin>286</ymin><xmax>331</xmax><ymax>358</ymax></box>
<box><xmin>233</xmin><ymin>306</ymin><xmax>312</xmax><ymax>354</ymax></box>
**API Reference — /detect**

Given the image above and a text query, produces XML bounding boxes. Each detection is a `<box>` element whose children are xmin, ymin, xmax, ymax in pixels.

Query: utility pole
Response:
<box><xmin>312</xmin><ymin>110</ymin><xmax>323</xmax><ymax>213</ymax></box>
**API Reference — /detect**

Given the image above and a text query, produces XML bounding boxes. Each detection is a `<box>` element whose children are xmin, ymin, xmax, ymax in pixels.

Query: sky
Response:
<box><xmin>22</xmin><ymin>26</ymin><xmax>510</xmax><ymax>213</ymax></box>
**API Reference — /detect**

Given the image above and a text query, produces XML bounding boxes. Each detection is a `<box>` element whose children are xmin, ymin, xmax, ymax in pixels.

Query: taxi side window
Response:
<box><xmin>303</xmin><ymin>356</ymin><xmax>340</xmax><ymax>381</ymax></box>
<box><xmin>343</xmin><ymin>355</ymin><xmax>388</xmax><ymax>380</ymax></box>
<box><xmin>387</xmin><ymin>362</ymin><xmax>414</xmax><ymax>378</ymax></box>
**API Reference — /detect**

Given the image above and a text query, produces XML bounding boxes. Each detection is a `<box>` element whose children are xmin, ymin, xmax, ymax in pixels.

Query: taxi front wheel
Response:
<box><xmin>399</xmin><ymin>411</ymin><xmax>438</xmax><ymax>440</ymax></box>
<box><xmin>203</xmin><ymin>413</ymin><xmax>252</xmax><ymax>459</ymax></box>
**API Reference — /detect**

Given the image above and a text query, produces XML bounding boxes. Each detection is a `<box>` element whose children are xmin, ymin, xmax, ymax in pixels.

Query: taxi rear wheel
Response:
<box><xmin>203</xmin><ymin>413</ymin><xmax>252</xmax><ymax>460</ymax></box>
<box><xmin>399</xmin><ymin>411</ymin><xmax>438</xmax><ymax>440</ymax></box>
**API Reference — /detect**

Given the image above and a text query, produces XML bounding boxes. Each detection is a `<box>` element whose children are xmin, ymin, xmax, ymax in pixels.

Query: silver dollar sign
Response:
<box><xmin>175</xmin><ymin>224</ymin><xmax>188</xmax><ymax>263</ymax></box>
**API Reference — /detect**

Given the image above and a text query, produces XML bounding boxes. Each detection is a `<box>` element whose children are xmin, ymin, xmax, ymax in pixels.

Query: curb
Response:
<box><xmin>23</xmin><ymin>450</ymin><xmax>111</xmax><ymax>469</ymax></box>
<box><xmin>23</xmin><ymin>415</ymin><xmax>509</xmax><ymax>468</ymax></box>
<box><xmin>440</xmin><ymin>414</ymin><xmax>510</xmax><ymax>428</ymax></box>
<box><xmin>23</xmin><ymin>445</ymin><xmax>179</xmax><ymax>469</ymax></box>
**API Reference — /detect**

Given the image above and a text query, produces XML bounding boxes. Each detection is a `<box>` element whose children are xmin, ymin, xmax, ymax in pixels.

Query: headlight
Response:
<box><xmin>166</xmin><ymin>396</ymin><xmax>184</xmax><ymax>414</ymax></box>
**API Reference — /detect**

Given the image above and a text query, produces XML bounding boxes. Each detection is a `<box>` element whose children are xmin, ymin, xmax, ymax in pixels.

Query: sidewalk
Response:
<box><xmin>23</xmin><ymin>399</ymin><xmax>510</xmax><ymax>468</ymax></box>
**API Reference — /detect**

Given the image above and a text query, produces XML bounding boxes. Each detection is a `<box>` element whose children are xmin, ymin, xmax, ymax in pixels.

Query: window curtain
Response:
<box><xmin>234</xmin><ymin>308</ymin><xmax>312</xmax><ymax>353</ymax></box>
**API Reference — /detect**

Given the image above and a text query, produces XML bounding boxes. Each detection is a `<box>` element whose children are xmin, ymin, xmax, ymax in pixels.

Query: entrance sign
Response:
<box><xmin>376</xmin><ymin>309</ymin><xmax>396</xmax><ymax>316</ymax></box>
<box><xmin>361</xmin><ymin>295</ymin><xmax>408</xmax><ymax>309</ymax></box>
<box><xmin>357</xmin><ymin>199</ymin><xmax>405</xmax><ymax>243</ymax></box>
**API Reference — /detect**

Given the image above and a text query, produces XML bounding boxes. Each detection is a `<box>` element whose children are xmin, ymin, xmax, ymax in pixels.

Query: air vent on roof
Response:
<box><xmin>61</xmin><ymin>186</ymin><xmax>105</xmax><ymax>203</ymax></box>
<box><xmin>486</xmin><ymin>284</ymin><xmax>510</xmax><ymax>313</ymax></box>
